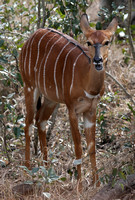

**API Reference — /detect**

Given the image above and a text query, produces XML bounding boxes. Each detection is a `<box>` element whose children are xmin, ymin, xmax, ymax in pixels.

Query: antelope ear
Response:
<box><xmin>106</xmin><ymin>18</ymin><xmax>118</xmax><ymax>35</ymax></box>
<box><xmin>80</xmin><ymin>14</ymin><xmax>93</xmax><ymax>36</ymax></box>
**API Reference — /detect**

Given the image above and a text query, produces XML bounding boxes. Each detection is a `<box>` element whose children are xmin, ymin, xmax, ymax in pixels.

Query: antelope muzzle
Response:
<box><xmin>93</xmin><ymin>43</ymin><xmax>103</xmax><ymax>71</ymax></box>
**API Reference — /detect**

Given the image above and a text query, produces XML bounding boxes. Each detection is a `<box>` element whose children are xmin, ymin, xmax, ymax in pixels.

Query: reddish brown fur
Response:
<box><xmin>20</xmin><ymin>14</ymin><xmax>117</xmax><ymax>191</ymax></box>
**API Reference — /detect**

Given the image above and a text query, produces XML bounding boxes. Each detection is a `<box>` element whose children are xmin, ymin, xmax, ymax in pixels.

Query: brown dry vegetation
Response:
<box><xmin>0</xmin><ymin>40</ymin><xmax>135</xmax><ymax>199</ymax></box>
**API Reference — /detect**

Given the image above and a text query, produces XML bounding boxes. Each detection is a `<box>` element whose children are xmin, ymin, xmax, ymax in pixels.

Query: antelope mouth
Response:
<box><xmin>95</xmin><ymin>64</ymin><xmax>103</xmax><ymax>71</ymax></box>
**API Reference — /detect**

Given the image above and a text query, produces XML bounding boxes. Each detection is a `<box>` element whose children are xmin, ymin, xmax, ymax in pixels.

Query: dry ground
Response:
<box><xmin>0</xmin><ymin>42</ymin><xmax>135</xmax><ymax>199</ymax></box>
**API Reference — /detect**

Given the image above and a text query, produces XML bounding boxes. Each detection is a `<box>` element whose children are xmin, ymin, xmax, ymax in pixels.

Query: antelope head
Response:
<box><xmin>80</xmin><ymin>14</ymin><xmax>118</xmax><ymax>71</ymax></box>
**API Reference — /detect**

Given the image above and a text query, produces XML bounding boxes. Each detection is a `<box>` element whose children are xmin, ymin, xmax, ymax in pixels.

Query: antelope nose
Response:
<box><xmin>93</xmin><ymin>56</ymin><xmax>103</xmax><ymax>64</ymax></box>
<box><xmin>93</xmin><ymin>56</ymin><xmax>103</xmax><ymax>71</ymax></box>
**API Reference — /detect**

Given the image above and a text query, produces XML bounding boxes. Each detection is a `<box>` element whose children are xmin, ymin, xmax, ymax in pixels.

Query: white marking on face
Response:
<box><xmin>40</xmin><ymin>121</ymin><xmax>47</xmax><ymax>132</ymax></box>
<box><xmin>70</xmin><ymin>52</ymin><xmax>83</xmax><ymax>95</ymax></box>
<box><xmin>88</xmin><ymin>141</ymin><xmax>94</xmax><ymax>152</ymax></box>
<box><xmin>54</xmin><ymin>41</ymin><xmax>70</xmax><ymax>99</ymax></box>
<box><xmin>28</xmin><ymin>124</ymin><xmax>33</xmax><ymax>136</ymax></box>
<box><xmin>93</xmin><ymin>61</ymin><xmax>103</xmax><ymax>65</ymax></box>
<box><xmin>84</xmin><ymin>118</ymin><xmax>94</xmax><ymax>129</ymax></box>
<box><xmin>62</xmin><ymin>46</ymin><xmax>77</xmax><ymax>97</ymax></box>
<box><xmin>43</xmin><ymin>36</ymin><xmax>63</xmax><ymax>96</ymax></box>
<box><xmin>28</xmin><ymin>87</ymin><xmax>31</xmax><ymax>92</ymax></box>
<box><xmin>38</xmin><ymin>32</ymin><xmax>55</xmax><ymax>90</ymax></box>
<box><xmin>84</xmin><ymin>90</ymin><xmax>100</xmax><ymax>99</ymax></box>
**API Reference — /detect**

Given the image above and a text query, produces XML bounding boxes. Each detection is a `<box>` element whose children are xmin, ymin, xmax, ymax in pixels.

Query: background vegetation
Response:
<box><xmin>0</xmin><ymin>0</ymin><xmax>135</xmax><ymax>199</ymax></box>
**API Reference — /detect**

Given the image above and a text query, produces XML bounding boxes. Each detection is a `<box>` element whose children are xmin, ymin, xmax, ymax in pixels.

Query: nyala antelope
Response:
<box><xmin>20</xmin><ymin>14</ymin><xmax>117</xmax><ymax>189</ymax></box>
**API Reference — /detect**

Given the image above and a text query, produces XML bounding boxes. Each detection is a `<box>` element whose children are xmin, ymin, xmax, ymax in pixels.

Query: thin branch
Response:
<box><xmin>0</xmin><ymin>119</ymin><xmax>11</xmax><ymax>164</ymax></box>
<box><xmin>128</xmin><ymin>0</ymin><xmax>135</xmax><ymax>60</ymax></box>
<box><xmin>41</xmin><ymin>0</ymin><xmax>46</xmax><ymax>28</ymax></box>
<box><xmin>0</xmin><ymin>31</ymin><xmax>29</xmax><ymax>38</ymax></box>
<box><xmin>37</xmin><ymin>0</ymin><xmax>41</xmax><ymax>29</ymax></box>
<box><xmin>106</xmin><ymin>71</ymin><xmax>135</xmax><ymax>106</ymax></box>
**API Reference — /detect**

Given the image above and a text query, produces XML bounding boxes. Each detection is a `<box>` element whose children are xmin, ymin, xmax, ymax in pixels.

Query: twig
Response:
<box><xmin>128</xmin><ymin>0</ymin><xmax>135</xmax><ymax>60</ymax></box>
<box><xmin>0</xmin><ymin>30</ymin><xmax>29</xmax><ymax>38</ymax></box>
<box><xmin>0</xmin><ymin>119</ymin><xmax>11</xmax><ymax>164</ymax></box>
<box><xmin>34</xmin><ymin>128</ymin><xmax>38</xmax><ymax>155</ymax></box>
<box><xmin>41</xmin><ymin>0</ymin><xmax>46</xmax><ymax>28</ymax></box>
<box><xmin>106</xmin><ymin>71</ymin><xmax>135</xmax><ymax>106</ymax></box>
<box><xmin>37</xmin><ymin>0</ymin><xmax>41</xmax><ymax>29</ymax></box>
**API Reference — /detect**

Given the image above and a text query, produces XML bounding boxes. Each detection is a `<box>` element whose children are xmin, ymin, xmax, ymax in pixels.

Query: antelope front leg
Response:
<box><xmin>83</xmin><ymin>108</ymin><xmax>100</xmax><ymax>187</ymax></box>
<box><xmin>68</xmin><ymin>108</ymin><xmax>82</xmax><ymax>191</ymax></box>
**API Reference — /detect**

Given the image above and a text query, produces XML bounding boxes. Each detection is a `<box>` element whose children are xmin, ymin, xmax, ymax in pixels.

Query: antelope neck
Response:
<box><xmin>47</xmin><ymin>28</ymin><xmax>91</xmax><ymax>64</ymax></box>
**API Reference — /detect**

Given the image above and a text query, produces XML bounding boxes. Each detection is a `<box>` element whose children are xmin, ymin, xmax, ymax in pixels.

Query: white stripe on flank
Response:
<box><xmin>38</xmin><ymin>34</ymin><xmax>57</xmax><ymax>90</ymax></box>
<box><xmin>34</xmin><ymin>30</ymin><xmax>50</xmax><ymax>74</ymax></box>
<box><xmin>70</xmin><ymin>52</ymin><xmax>83</xmax><ymax>95</ymax></box>
<box><xmin>54</xmin><ymin>41</ymin><xmax>70</xmax><ymax>99</ymax></box>
<box><xmin>62</xmin><ymin>46</ymin><xmax>77</xmax><ymax>97</ymax></box>
<box><xmin>27</xmin><ymin>29</ymin><xmax>41</xmax><ymax>76</ymax></box>
<box><xmin>24</xmin><ymin>36</ymin><xmax>32</xmax><ymax>74</ymax></box>
<box><xmin>43</xmin><ymin>36</ymin><xmax>63</xmax><ymax>96</ymax></box>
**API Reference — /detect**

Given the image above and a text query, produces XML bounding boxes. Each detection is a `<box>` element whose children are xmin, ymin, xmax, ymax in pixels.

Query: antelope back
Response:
<box><xmin>20</xmin><ymin>28</ymin><xmax>90</xmax><ymax>103</ymax></box>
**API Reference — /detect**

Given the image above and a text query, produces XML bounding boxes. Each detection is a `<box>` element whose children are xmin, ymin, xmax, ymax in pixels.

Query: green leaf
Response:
<box><xmin>127</xmin><ymin>104</ymin><xmax>135</xmax><ymax>116</ymax></box>
<box><xmin>120</xmin><ymin>183</ymin><xmax>124</xmax><ymax>191</ymax></box>
<box><xmin>118</xmin><ymin>171</ymin><xmax>126</xmax><ymax>180</ymax></box>
<box><xmin>112</xmin><ymin>168</ymin><xmax>117</xmax><ymax>177</ymax></box>
<box><xmin>16</xmin><ymin>72</ymin><xmax>23</xmax><ymax>86</ymax></box>
<box><xmin>0</xmin><ymin>39</ymin><xmax>4</xmax><ymax>47</ymax></box>
<box><xmin>67</xmin><ymin>169</ymin><xmax>73</xmax><ymax>176</ymax></box>
<box><xmin>48</xmin><ymin>167</ymin><xmax>55</xmax><ymax>177</ymax></box>
<box><xmin>60</xmin><ymin>177</ymin><xmax>66</xmax><ymax>181</ymax></box>
<box><xmin>96</xmin><ymin>22</ymin><xmax>102</xmax><ymax>30</ymax></box>
<box><xmin>20</xmin><ymin>166</ymin><xmax>33</xmax><ymax>176</ymax></box>
<box><xmin>7</xmin><ymin>93</ymin><xmax>15</xmax><ymax>98</ymax></box>
<box><xmin>40</xmin><ymin>166</ymin><xmax>47</xmax><ymax>176</ymax></box>
<box><xmin>13</xmin><ymin>127</ymin><xmax>21</xmax><ymax>138</ymax></box>
<box><xmin>127</xmin><ymin>165</ymin><xmax>134</xmax><ymax>174</ymax></box>
<box><xmin>43</xmin><ymin>192</ymin><xmax>51</xmax><ymax>199</ymax></box>
<box><xmin>0</xmin><ymin>65</ymin><xmax>4</xmax><ymax>70</ymax></box>
<box><xmin>24</xmin><ymin>180</ymin><xmax>34</xmax><ymax>184</ymax></box>
<box><xmin>32</xmin><ymin>167</ymin><xmax>39</xmax><ymax>174</ymax></box>
<box><xmin>0</xmin><ymin>56</ymin><xmax>8</xmax><ymax>63</ymax></box>
<box><xmin>12</xmin><ymin>48</ymin><xmax>18</xmax><ymax>57</ymax></box>
<box><xmin>60</xmin><ymin>5</ymin><xmax>65</xmax><ymax>14</ymax></box>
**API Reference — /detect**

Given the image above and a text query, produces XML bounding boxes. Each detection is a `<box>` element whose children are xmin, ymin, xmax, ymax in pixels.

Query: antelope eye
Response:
<box><xmin>87</xmin><ymin>41</ymin><xmax>92</xmax><ymax>46</ymax></box>
<box><xmin>104</xmin><ymin>41</ymin><xmax>109</xmax><ymax>46</ymax></box>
